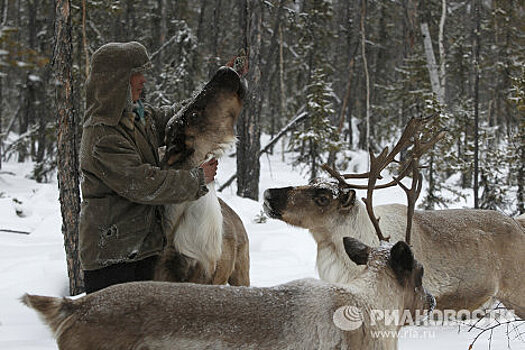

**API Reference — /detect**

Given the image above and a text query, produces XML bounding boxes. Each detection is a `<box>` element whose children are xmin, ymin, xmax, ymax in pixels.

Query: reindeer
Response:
<box><xmin>264</xmin><ymin>117</ymin><xmax>525</xmax><ymax>318</ymax></box>
<box><xmin>23</xmin><ymin>233</ymin><xmax>434</xmax><ymax>350</ymax></box>
<box><xmin>154</xmin><ymin>65</ymin><xmax>250</xmax><ymax>286</ymax></box>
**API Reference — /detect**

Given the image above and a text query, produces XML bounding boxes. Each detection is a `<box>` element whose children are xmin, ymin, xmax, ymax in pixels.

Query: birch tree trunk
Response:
<box><xmin>472</xmin><ymin>0</ymin><xmax>480</xmax><ymax>208</ymax></box>
<box><xmin>419</xmin><ymin>0</ymin><xmax>445</xmax><ymax>105</ymax></box>
<box><xmin>55</xmin><ymin>0</ymin><xmax>84</xmax><ymax>295</ymax></box>
<box><xmin>438</xmin><ymin>0</ymin><xmax>447</xmax><ymax>100</ymax></box>
<box><xmin>420</xmin><ymin>22</ymin><xmax>444</xmax><ymax>105</ymax></box>
<box><xmin>360</xmin><ymin>0</ymin><xmax>370</xmax><ymax>158</ymax></box>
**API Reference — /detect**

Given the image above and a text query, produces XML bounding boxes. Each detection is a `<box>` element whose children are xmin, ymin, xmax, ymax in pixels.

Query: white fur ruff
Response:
<box><xmin>315</xmin><ymin>203</ymin><xmax>379</xmax><ymax>285</ymax></box>
<box><xmin>202</xmin><ymin>136</ymin><xmax>237</xmax><ymax>163</ymax></box>
<box><xmin>163</xmin><ymin>136</ymin><xmax>236</xmax><ymax>276</ymax></box>
<box><xmin>165</xmin><ymin>183</ymin><xmax>223</xmax><ymax>274</ymax></box>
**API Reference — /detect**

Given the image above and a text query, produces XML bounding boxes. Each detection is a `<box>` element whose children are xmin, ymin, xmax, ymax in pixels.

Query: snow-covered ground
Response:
<box><xmin>0</xmin><ymin>137</ymin><xmax>523</xmax><ymax>349</ymax></box>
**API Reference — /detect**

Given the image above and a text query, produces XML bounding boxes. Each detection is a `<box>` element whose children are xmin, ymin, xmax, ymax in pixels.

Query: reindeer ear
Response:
<box><xmin>343</xmin><ymin>237</ymin><xmax>371</xmax><ymax>265</ymax></box>
<box><xmin>389</xmin><ymin>241</ymin><xmax>415</xmax><ymax>274</ymax></box>
<box><xmin>339</xmin><ymin>188</ymin><xmax>356</xmax><ymax>211</ymax></box>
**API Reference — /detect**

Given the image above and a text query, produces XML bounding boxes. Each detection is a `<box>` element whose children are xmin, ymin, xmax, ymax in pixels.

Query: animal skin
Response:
<box><xmin>23</xmin><ymin>238</ymin><xmax>434</xmax><ymax>350</ymax></box>
<box><xmin>155</xmin><ymin>66</ymin><xmax>250</xmax><ymax>286</ymax></box>
<box><xmin>264</xmin><ymin>182</ymin><xmax>525</xmax><ymax>317</ymax></box>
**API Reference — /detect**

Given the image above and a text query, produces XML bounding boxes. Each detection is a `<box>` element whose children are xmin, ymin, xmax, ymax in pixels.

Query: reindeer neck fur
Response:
<box><xmin>164</xmin><ymin>134</ymin><xmax>236</xmax><ymax>277</ymax></box>
<box><xmin>186</xmin><ymin>135</ymin><xmax>237</xmax><ymax>169</ymax></box>
<box><xmin>197</xmin><ymin>138</ymin><xmax>236</xmax><ymax>164</ymax></box>
<box><xmin>165</xmin><ymin>183</ymin><xmax>223</xmax><ymax>275</ymax></box>
<box><xmin>313</xmin><ymin>202</ymin><xmax>380</xmax><ymax>285</ymax></box>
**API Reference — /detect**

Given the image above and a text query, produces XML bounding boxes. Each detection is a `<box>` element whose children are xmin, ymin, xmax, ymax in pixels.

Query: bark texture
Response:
<box><xmin>236</xmin><ymin>0</ymin><xmax>262</xmax><ymax>201</ymax></box>
<box><xmin>55</xmin><ymin>0</ymin><xmax>83</xmax><ymax>295</ymax></box>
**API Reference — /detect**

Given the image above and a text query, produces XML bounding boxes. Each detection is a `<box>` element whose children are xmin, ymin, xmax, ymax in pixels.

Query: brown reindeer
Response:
<box><xmin>154</xmin><ymin>66</ymin><xmax>250</xmax><ymax>286</ymax></box>
<box><xmin>23</xmin><ymin>236</ymin><xmax>434</xmax><ymax>350</ymax></box>
<box><xmin>264</xmin><ymin>118</ymin><xmax>525</xmax><ymax>318</ymax></box>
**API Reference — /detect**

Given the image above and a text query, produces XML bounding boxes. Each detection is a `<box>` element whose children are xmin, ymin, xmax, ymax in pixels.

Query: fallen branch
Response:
<box><xmin>217</xmin><ymin>173</ymin><xmax>237</xmax><ymax>192</ymax></box>
<box><xmin>150</xmin><ymin>32</ymin><xmax>184</xmax><ymax>60</ymax></box>
<box><xmin>0</xmin><ymin>229</ymin><xmax>30</xmax><ymax>235</ymax></box>
<box><xmin>259</xmin><ymin>110</ymin><xmax>307</xmax><ymax>156</ymax></box>
<box><xmin>218</xmin><ymin>109</ymin><xmax>308</xmax><ymax>192</ymax></box>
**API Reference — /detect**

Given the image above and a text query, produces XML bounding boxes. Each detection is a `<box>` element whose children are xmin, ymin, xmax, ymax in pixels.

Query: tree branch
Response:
<box><xmin>218</xmin><ymin>109</ymin><xmax>309</xmax><ymax>192</ymax></box>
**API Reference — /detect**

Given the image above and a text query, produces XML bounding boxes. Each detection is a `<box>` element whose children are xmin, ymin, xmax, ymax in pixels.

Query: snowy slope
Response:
<box><xmin>0</xmin><ymin>138</ymin><xmax>523</xmax><ymax>349</ymax></box>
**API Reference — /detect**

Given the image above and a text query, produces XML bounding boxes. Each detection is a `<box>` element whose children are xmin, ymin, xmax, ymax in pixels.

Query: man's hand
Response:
<box><xmin>200</xmin><ymin>158</ymin><xmax>218</xmax><ymax>184</ymax></box>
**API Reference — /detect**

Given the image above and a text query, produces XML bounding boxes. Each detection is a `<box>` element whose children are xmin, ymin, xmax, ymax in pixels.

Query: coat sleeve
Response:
<box><xmin>92</xmin><ymin>129</ymin><xmax>208</xmax><ymax>204</ymax></box>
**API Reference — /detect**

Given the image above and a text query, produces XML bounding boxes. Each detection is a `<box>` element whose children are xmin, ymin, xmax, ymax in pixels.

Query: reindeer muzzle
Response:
<box><xmin>211</xmin><ymin>67</ymin><xmax>247</xmax><ymax>99</ymax></box>
<box><xmin>263</xmin><ymin>187</ymin><xmax>292</xmax><ymax>219</ymax></box>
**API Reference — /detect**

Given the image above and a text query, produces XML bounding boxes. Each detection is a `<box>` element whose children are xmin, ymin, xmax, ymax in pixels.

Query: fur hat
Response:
<box><xmin>84</xmin><ymin>42</ymin><xmax>151</xmax><ymax>127</ymax></box>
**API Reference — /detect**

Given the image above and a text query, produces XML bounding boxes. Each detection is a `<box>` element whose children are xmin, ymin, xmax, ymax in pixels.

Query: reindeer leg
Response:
<box><xmin>228</xmin><ymin>239</ymin><xmax>250</xmax><ymax>286</ymax></box>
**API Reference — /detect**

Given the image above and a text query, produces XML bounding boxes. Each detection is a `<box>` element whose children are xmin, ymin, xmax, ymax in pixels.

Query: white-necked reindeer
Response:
<box><xmin>154</xmin><ymin>66</ymin><xmax>249</xmax><ymax>286</ymax></box>
<box><xmin>23</xmin><ymin>234</ymin><xmax>434</xmax><ymax>350</ymax></box>
<box><xmin>264</xmin><ymin>118</ymin><xmax>525</xmax><ymax>318</ymax></box>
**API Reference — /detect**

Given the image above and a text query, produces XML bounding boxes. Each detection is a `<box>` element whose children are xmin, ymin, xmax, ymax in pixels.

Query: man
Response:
<box><xmin>79</xmin><ymin>41</ymin><xmax>217</xmax><ymax>294</ymax></box>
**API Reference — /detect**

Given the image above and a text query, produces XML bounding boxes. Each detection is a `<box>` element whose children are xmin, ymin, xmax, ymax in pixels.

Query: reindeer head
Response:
<box><xmin>263</xmin><ymin>179</ymin><xmax>359</xmax><ymax>232</ymax></box>
<box><xmin>344</xmin><ymin>237</ymin><xmax>435</xmax><ymax>321</ymax></box>
<box><xmin>265</xmin><ymin>117</ymin><xmax>445</xmax><ymax>244</ymax></box>
<box><xmin>163</xmin><ymin>67</ymin><xmax>247</xmax><ymax>169</ymax></box>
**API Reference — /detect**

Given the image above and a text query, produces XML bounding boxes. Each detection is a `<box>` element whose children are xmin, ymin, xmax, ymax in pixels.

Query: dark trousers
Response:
<box><xmin>83</xmin><ymin>255</ymin><xmax>158</xmax><ymax>294</ymax></box>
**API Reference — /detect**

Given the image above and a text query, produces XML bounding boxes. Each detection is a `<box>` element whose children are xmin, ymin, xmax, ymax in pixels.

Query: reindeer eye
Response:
<box><xmin>315</xmin><ymin>194</ymin><xmax>331</xmax><ymax>206</ymax></box>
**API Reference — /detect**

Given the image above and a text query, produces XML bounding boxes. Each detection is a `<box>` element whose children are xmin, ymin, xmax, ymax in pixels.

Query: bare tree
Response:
<box><xmin>158</xmin><ymin>0</ymin><xmax>167</xmax><ymax>64</ymax></box>
<box><xmin>54</xmin><ymin>0</ymin><xmax>83</xmax><ymax>295</ymax></box>
<box><xmin>81</xmin><ymin>0</ymin><xmax>89</xmax><ymax>78</ymax></box>
<box><xmin>236</xmin><ymin>0</ymin><xmax>262</xmax><ymax>201</ymax></box>
<box><xmin>208</xmin><ymin>0</ymin><xmax>222</xmax><ymax>78</ymax></box>
<box><xmin>472</xmin><ymin>0</ymin><xmax>481</xmax><ymax>208</ymax></box>
<box><xmin>360</xmin><ymin>0</ymin><xmax>370</xmax><ymax>158</ymax></box>
<box><xmin>0</xmin><ymin>0</ymin><xmax>4</xmax><ymax>169</ymax></box>
<box><xmin>420</xmin><ymin>1</ymin><xmax>445</xmax><ymax>106</ymax></box>
<box><xmin>438</xmin><ymin>0</ymin><xmax>447</xmax><ymax>100</ymax></box>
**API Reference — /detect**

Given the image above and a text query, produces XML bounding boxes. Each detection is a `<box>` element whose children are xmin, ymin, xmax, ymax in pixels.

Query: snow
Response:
<box><xmin>0</xmin><ymin>136</ymin><xmax>523</xmax><ymax>349</ymax></box>
<box><xmin>28</xmin><ymin>74</ymin><xmax>41</xmax><ymax>83</ymax></box>
<box><xmin>15</xmin><ymin>61</ymin><xmax>31</xmax><ymax>68</ymax></box>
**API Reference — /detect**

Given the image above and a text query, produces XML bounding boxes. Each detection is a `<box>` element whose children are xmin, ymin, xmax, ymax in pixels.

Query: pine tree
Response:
<box><xmin>508</xmin><ymin>67</ymin><xmax>525</xmax><ymax>215</ymax></box>
<box><xmin>478</xmin><ymin>121</ymin><xmax>511</xmax><ymax>211</ymax></box>
<box><xmin>418</xmin><ymin>98</ymin><xmax>467</xmax><ymax>209</ymax></box>
<box><xmin>150</xmin><ymin>20</ymin><xmax>198</xmax><ymax>106</ymax></box>
<box><xmin>291</xmin><ymin>68</ymin><xmax>341</xmax><ymax>181</ymax></box>
<box><xmin>286</xmin><ymin>0</ymin><xmax>340</xmax><ymax>178</ymax></box>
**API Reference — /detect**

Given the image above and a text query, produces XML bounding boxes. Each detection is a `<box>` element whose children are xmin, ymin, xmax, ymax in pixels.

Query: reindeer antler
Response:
<box><xmin>394</xmin><ymin>129</ymin><xmax>445</xmax><ymax>244</ymax></box>
<box><xmin>323</xmin><ymin>117</ymin><xmax>445</xmax><ymax>245</ymax></box>
<box><xmin>322</xmin><ymin>161</ymin><xmax>390</xmax><ymax>242</ymax></box>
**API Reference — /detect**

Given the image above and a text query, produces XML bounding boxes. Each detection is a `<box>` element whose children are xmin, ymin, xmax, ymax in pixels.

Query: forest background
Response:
<box><xmin>0</xmin><ymin>0</ymin><xmax>523</xmax><ymax>242</ymax></box>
